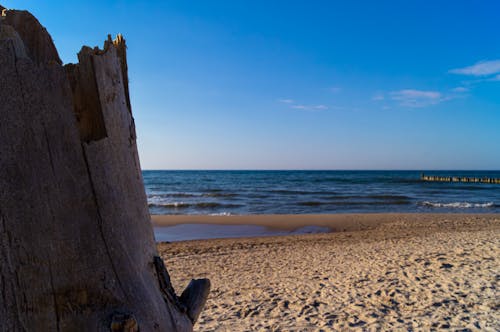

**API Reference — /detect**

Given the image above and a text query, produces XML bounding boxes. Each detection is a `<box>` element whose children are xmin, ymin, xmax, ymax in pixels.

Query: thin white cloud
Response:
<box><xmin>450</xmin><ymin>60</ymin><xmax>500</xmax><ymax>76</ymax></box>
<box><xmin>291</xmin><ymin>104</ymin><xmax>328</xmax><ymax>111</ymax></box>
<box><xmin>375</xmin><ymin>85</ymin><xmax>469</xmax><ymax>108</ymax></box>
<box><xmin>390</xmin><ymin>89</ymin><xmax>443</xmax><ymax>108</ymax></box>
<box><xmin>278</xmin><ymin>98</ymin><xmax>330</xmax><ymax>111</ymax></box>
<box><xmin>328</xmin><ymin>87</ymin><xmax>341</xmax><ymax>93</ymax></box>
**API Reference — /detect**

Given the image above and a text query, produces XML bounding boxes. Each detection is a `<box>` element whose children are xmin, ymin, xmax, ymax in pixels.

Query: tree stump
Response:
<box><xmin>0</xmin><ymin>7</ymin><xmax>209</xmax><ymax>332</ymax></box>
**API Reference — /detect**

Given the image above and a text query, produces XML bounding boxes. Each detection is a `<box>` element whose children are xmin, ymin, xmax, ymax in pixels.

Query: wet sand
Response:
<box><xmin>156</xmin><ymin>214</ymin><xmax>500</xmax><ymax>331</ymax></box>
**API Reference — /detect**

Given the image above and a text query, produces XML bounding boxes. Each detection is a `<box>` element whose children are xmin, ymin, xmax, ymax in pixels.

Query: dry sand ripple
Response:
<box><xmin>157</xmin><ymin>214</ymin><xmax>500</xmax><ymax>331</ymax></box>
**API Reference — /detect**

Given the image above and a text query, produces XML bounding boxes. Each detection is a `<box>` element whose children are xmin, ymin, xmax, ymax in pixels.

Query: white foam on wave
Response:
<box><xmin>209</xmin><ymin>212</ymin><xmax>232</xmax><ymax>216</ymax></box>
<box><xmin>147</xmin><ymin>195</ymin><xmax>169</xmax><ymax>205</ymax></box>
<box><xmin>420</xmin><ymin>201</ymin><xmax>495</xmax><ymax>208</ymax></box>
<box><xmin>149</xmin><ymin>201</ymin><xmax>189</xmax><ymax>208</ymax></box>
<box><xmin>165</xmin><ymin>202</ymin><xmax>188</xmax><ymax>207</ymax></box>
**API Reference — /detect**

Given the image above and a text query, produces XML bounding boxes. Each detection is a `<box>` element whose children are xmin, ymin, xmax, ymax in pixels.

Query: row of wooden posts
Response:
<box><xmin>420</xmin><ymin>174</ymin><xmax>500</xmax><ymax>184</ymax></box>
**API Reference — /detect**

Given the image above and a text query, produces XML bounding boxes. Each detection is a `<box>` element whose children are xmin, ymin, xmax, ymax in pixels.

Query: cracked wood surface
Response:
<box><xmin>0</xmin><ymin>7</ymin><xmax>208</xmax><ymax>332</ymax></box>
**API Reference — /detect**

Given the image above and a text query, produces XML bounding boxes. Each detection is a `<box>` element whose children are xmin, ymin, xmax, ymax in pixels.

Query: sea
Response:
<box><xmin>144</xmin><ymin>170</ymin><xmax>500</xmax><ymax>215</ymax></box>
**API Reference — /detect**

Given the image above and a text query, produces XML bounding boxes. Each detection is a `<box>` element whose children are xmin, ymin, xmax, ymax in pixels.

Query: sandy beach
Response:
<box><xmin>155</xmin><ymin>214</ymin><xmax>500</xmax><ymax>331</ymax></box>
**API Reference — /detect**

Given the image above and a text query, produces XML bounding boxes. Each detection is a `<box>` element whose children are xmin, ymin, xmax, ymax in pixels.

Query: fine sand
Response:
<box><xmin>156</xmin><ymin>214</ymin><xmax>500</xmax><ymax>331</ymax></box>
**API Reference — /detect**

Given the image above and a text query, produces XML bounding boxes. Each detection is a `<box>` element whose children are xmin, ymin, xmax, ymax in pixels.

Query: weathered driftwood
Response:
<box><xmin>180</xmin><ymin>279</ymin><xmax>212</xmax><ymax>324</ymax></box>
<box><xmin>0</xmin><ymin>7</ymin><xmax>209</xmax><ymax>332</ymax></box>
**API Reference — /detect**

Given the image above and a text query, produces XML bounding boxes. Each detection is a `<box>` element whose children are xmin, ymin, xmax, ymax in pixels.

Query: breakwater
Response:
<box><xmin>421</xmin><ymin>174</ymin><xmax>500</xmax><ymax>184</ymax></box>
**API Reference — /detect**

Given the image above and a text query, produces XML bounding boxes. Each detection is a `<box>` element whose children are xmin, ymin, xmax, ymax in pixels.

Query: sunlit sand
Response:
<box><xmin>156</xmin><ymin>214</ymin><xmax>500</xmax><ymax>331</ymax></box>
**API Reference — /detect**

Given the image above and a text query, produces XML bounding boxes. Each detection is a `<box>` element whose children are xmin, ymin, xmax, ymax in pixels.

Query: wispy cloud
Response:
<box><xmin>382</xmin><ymin>87</ymin><xmax>469</xmax><ymax>108</ymax></box>
<box><xmin>449</xmin><ymin>60</ymin><xmax>500</xmax><ymax>76</ymax></box>
<box><xmin>278</xmin><ymin>98</ymin><xmax>329</xmax><ymax>111</ymax></box>
<box><xmin>291</xmin><ymin>104</ymin><xmax>329</xmax><ymax>111</ymax></box>
<box><xmin>389</xmin><ymin>89</ymin><xmax>443</xmax><ymax>108</ymax></box>
<box><xmin>369</xmin><ymin>60</ymin><xmax>497</xmax><ymax>109</ymax></box>
<box><xmin>451</xmin><ymin>86</ymin><xmax>469</xmax><ymax>93</ymax></box>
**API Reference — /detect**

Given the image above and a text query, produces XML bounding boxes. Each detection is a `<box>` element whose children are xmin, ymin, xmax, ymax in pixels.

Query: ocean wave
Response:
<box><xmin>441</xmin><ymin>185</ymin><xmax>490</xmax><ymax>191</ymax></box>
<box><xmin>389</xmin><ymin>179</ymin><xmax>423</xmax><ymax>184</ymax></box>
<box><xmin>297</xmin><ymin>200</ymin><xmax>411</xmax><ymax>206</ymax></box>
<box><xmin>209</xmin><ymin>212</ymin><xmax>233</xmax><ymax>216</ymax></box>
<box><xmin>269</xmin><ymin>189</ymin><xmax>336</xmax><ymax>195</ymax></box>
<box><xmin>195</xmin><ymin>202</ymin><xmax>222</xmax><ymax>208</ymax></box>
<box><xmin>202</xmin><ymin>192</ymin><xmax>238</xmax><ymax>198</ymax></box>
<box><xmin>148</xmin><ymin>202</ymin><xmax>243</xmax><ymax>209</ymax></box>
<box><xmin>366</xmin><ymin>194</ymin><xmax>412</xmax><ymax>200</ymax></box>
<box><xmin>297</xmin><ymin>201</ymin><xmax>326</xmax><ymax>206</ymax></box>
<box><xmin>419</xmin><ymin>201</ymin><xmax>496</xmax><ymax>208</ymax></box>
<box><xmin>170</xmin><ymin>193</ymin><xmax>198</xmax><ymax>198</ymax></box>
<box><xmin>321</xmin><ymin>194</ymin><xmax>411</xmax><ymax>201</ymax></box>
<box><xmin>148</xmin><ymin>202</ymin><xmax>190</xmax><ymax>208</ymax></box>
<box><xmin>148</xmin><ymin>193</ymin><xmax>198</xmax><ymax>198</ymax></box>
<box><xmin>149</xmin><ymin>191</ymin><xmax>238</xmax><ymax>198</ymax></box>
<box><xmin>310</xmin><ymin>177</ymin><xmax>339</xmax><ymax>183</ymax></box>
<box><xmin>199</xmin><ymin>202</ymin><xmax>243</xmax><ymax>209</ymax></box>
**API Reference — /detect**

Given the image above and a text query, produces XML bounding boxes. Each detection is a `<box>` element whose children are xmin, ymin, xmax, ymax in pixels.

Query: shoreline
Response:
<box><xmin>152</xmin><ymin>213</ymin><xmax>500</xmax><ymax>242</ymax></box>
<box><xmin>159</xmin><ymin>214</ymin><xmax>500</xmax><ymax>330</ymax></box>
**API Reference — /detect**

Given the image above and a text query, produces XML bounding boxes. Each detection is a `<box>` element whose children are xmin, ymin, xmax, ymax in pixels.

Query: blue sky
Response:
<box><xmin>4</xmin><ymin>1</ymin><xmax>500</xmax><ymax>169</ymax></box>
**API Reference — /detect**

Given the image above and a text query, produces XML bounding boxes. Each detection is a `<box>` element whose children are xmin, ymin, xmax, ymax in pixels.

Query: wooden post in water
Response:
<box><xmin>421</xmin><ymin>173</ymin><xmax>500</xmax><ymax>184</ymax></box>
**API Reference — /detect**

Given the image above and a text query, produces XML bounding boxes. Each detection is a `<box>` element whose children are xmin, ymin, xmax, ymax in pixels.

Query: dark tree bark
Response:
<box><xmin>0</xmin><ymin>7</ymin><xmax>209</xmax><ymax>332</ymax></box>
